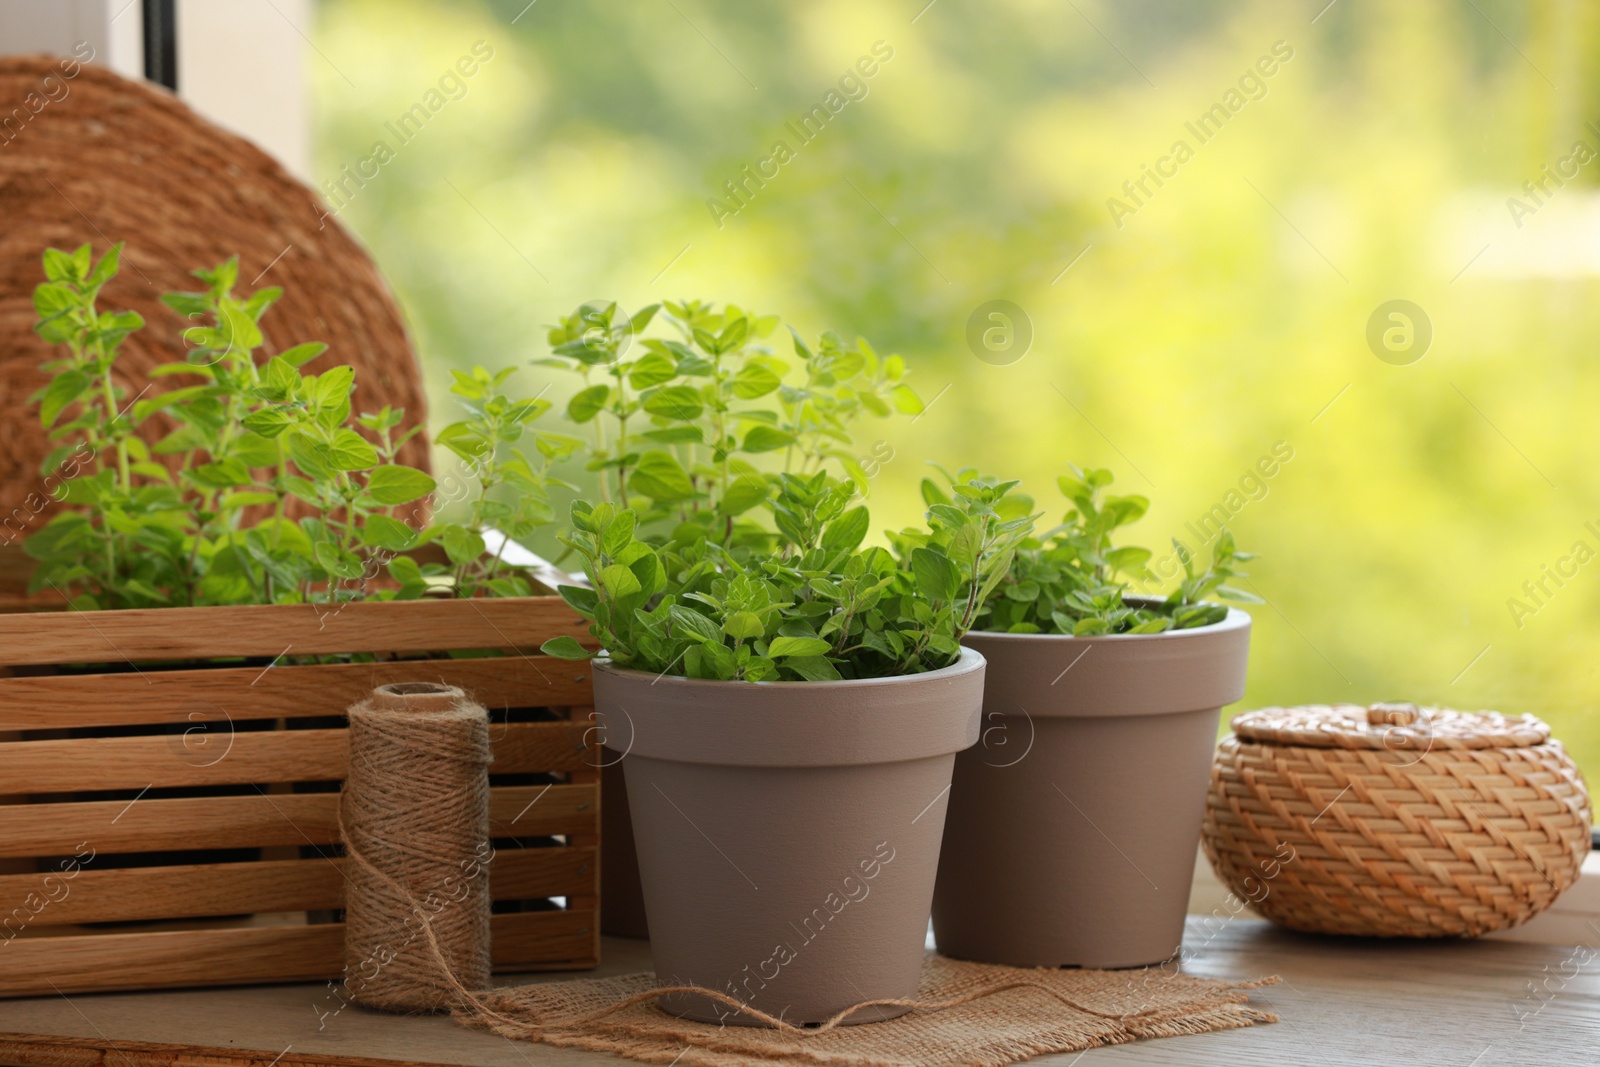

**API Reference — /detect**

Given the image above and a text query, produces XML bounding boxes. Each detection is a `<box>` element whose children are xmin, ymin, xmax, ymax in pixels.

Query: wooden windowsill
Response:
<box><xmin>0</xmin><ymin>916</ymin><xmax>1595</xmax><ymax>1065</ymax></box>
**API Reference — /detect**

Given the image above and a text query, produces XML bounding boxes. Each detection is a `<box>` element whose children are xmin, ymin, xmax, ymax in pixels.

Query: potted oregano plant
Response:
<box><xmin>542</xmin><ymin>473</ymin><xmax>1030</xmax><ymax>1026</ymax></box>
<box><xmin>919</xmin><ymin>466</ymin><xmax>1255</xmax><ymax>969</ymax></box>
<box><xmin>536</xmin><ymin>298</ymin><xmax>924</xmax><ymax>939</ymax></box>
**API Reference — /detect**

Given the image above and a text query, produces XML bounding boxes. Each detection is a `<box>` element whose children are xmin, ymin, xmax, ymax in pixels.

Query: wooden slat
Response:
<box><xmin>490</xmin><ymin>720</ymin><xmax>593</xmax><ymax>775</ymax></box>
<box><xmin>0</xmin><ymin>784</ymin><xmax>597</xmax><ymax>858</ymax></box>
<box><xmin>0</xmin><ymin>729</ymin><xmax>347</xmax><ymax>793</ymax></box>
<box><xmin>0</xmin><ymin>909</ymin><xmax>596</xmax><ymax>997</ymax></box>
<box><xmin>0</xmin><ymin>597</ymin><xmax>595</xmax><ymax>667</ymax></box>
<box><xmin>491</xmin><ymin>909</ymin><xmax>599</xmax><ymax>971</ymax></box>
<box><xmin>488</xmin><ymin>783</ymin><xmax>598</xmax><ymax>840</ymax></box>
<box><xmin>489</xmin><ymin>845</ymin><xmax>597</xmax><ymax>902</ymax></box>
<box><xmin>0</xmin><ymin>721</ymin><xmax>591</xmax><ymax>793</ymax></box>
<box><xmin>0</xmin><ymin>656</ymin><xmax>593</xmax><ymax>731</ymax></box>
<box><xmin>0</xmin><ymin>848</ymin><xmax>596</xmax><ymax>926</ymax></box>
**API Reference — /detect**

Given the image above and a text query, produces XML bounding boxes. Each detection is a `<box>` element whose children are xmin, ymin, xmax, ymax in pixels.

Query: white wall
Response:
<box><xmin>0</xmin><ymin>0</ymin><xmax>142</xmax><ymax>76</ymax></box>
<box><xmin>175</xmin><ymin>0</ymin><xmax>309</xmax><ymax>179</ymax></box>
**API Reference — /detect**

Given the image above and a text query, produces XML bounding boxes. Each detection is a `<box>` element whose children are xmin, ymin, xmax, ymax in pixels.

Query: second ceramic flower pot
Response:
<box><xmin>594</xmin><ymin>648</ymin><xmax>985</xmax><ymax>1026</ymax></box>
<box><xmin>933</xmin><ymin>608</ymin><xmax>1249</xmax><ymax>968</ymax></box>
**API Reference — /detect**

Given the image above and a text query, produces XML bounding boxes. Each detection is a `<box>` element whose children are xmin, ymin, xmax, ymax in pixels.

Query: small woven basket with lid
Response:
<box><xmin>1203</xmin><ymin>702</ymin><xmax>1591</xmax><ymax>938</ymax></box>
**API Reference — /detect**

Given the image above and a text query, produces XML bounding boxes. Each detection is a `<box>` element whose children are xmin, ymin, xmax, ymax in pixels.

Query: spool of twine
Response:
<box><xmin>340</xmin><ymin>682</ymin><xmax>493</xmax><ymax>1013</ymax></box>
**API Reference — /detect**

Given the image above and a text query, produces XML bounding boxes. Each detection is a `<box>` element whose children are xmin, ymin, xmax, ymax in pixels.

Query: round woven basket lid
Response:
<box><xmin>0</xmin><ymin>54</ymin><xmax>429</xmax><ymax>515</ymax></box>
<box><xmin>1231</xmin><ymin>702</ymin><xmax>1552</xmax><ymax>751</ymax></box>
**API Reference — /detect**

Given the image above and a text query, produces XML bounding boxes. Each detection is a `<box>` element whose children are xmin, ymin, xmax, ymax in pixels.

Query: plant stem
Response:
<box><xmin>613</xmin><ymin>363</ymin><xmax>630</xmax><ymax>509</ymax></box>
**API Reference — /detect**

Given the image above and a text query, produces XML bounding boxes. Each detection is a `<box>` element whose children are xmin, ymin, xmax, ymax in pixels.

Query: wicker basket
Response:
<box><xmin>1203</xmin><ymin>702</ymin><xmax>1591</xmax><ymax>938</ymax></box>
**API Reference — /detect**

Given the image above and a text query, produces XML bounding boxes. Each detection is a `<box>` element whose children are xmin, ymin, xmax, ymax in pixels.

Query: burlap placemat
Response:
<box><xmin>457</xmin><ymin>955</ymin><xmax>1278</xmax><ymax>1067</ymax></box>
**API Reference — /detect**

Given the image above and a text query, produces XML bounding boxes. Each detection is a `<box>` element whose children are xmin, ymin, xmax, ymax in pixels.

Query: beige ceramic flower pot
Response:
<box><xmin>593</xmin><ymin>649</ymin><xmax>985</xmax><ymax>1026</ymax></box>
<box><xmin>934</xmin><ymin>609</ymin><xmax>1249</xmax><ymax>968</ymax></box>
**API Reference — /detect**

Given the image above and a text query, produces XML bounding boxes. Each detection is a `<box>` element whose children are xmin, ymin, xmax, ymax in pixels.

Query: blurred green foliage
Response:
<box><xmin>312</xmin><ymin>0</ymin><xmax>1600</xmax><ymax>770</ymax></box>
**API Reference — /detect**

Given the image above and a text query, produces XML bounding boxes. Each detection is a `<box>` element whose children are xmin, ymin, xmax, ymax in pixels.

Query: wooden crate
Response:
<box><xmin>0</xmin><ymin>595</ymin><xmax>602</xmax><ymax>997</ymax></box>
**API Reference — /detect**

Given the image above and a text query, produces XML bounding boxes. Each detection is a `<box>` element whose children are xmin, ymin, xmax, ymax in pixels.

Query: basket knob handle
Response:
<box><xmin>1368</xmin><ymin>702</ymin><xmax>1420</xmax><ymax>726</ymax></box>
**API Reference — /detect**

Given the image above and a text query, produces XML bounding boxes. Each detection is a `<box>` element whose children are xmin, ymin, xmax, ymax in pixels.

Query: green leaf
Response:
<box><xmin>362</xmin><ymin>514</ymin><xmax>419</xmax><ymax>551</ymax></box>
<box><xmin>33</xmin><ymin>282</ymin><xmax>76</xmax><ymax>320</ymax></box>
<box><xmin>741</xmin><ymin>425</ymin><xmax>796</xmax><ymax>453</ymax></box>
<box><xmin>313</xmin><ymin>365</ymin><xmax>355</xmax><ymax>410</ymax></box>
<box><xmin>43</xmin><ymin>248</ymin><xmax>77</xmax><ymax>282</ymax></box>
<box><xmin>911</xmin><ymin>546</ymin><xmax>961</xmax><ymax>602</ymax></box>
<box><xmin>641</xmin><ymin>385</ymin><xmax>703</xmax><ymax>421</ymax></box>
<box><xmin>132</xmin><ymin>384</ymin><xmax>215</xmax><ymax>422</ymax></box>
<box><xmin>434</xmin><ymin>421</ymin><xmax>489</xmax><ymax>465</ymax></box>
<box><xmin>627</xmin><ymin>352</ymin><xmax>677</xmax><ymax>388</ymax></box>
<box><xmin>313</xmin><ymin>540</ymin><xmax>365</xmax><ymax>580</ymax></box>
<box><xmin>326</xmin><ymin>429</ymin><xmax>379</xmax><ymax>471</ymax></box>
<box><xmin>784</xmin><ymin>655</ymin><xmax>843</xmax><ymax>681</ymax></box>
<box><xmin>628</xmin><ymin>450</ymin><xmax>696</xmax><ymax>503</ymax></box>
<box><xmin>161</xmin><ymin>290</ymin><xmax>207</xmax><ymax>317</ymax></box>
<box><xmin>1104</xmin><ymin>546</ymin><xmax>1153</xmax><ymax>573</ymax></box>
<box><xmin>890</xmin><ymin>384</ymin><xmax>924</xmax><ymax>415</ymax></box>
<box><xmin>718</xmin><ymin>474</ymin><xmax>770</xmax><ymax>516</ymax></box>
<box><xmin>859</xmin><ymin>393</ymin><xmax>890</xmax><ymax>417</ymax></box>
<box><xmin>277</xmin><ymin>342</ymin><xmax>328</xmax><ymax>368</ymax></box>
<box><xmin>242</xmin><ymin>407</ymin><xmax>296</xmax><ymax>438</ymax></box>
<box><xmin>218</xmin><ymin>491</ymin><xmax>277</xmax><ymax>510</ymax></box>
<box><xmin>600</xmin><ymin>562</ymin><xmax>642</xmax><ymax>598</ymax></box>
<box><xmin>388</xmin><ymin>555</ymin><xmax>425</xmax><ymax>586</ymax></box>
<box><xmin>1104</xmin><ymin>494</ymin><xmax>1149</xmax><ymax>526</ymax></box>
<box><xmin>566</xmin><ymin>384</ymin><xmax>610</xmax><ymax>423</ymax></box>
<box><xmin>722</xmin><ymin>611</ymin><xmax>765</xmax><ymax>641</ymax></box>
<box><xmin>1057</xmin><ymin>473</ymin><xmax>1091</xmax><ymax>505</ymax></box>
<box><xmin>601</xmin><ymin>510</ymin><xmax>636</xmax><ymax>556</ymax></box>
<box><xmin>730</xmin><ymin>361</ymin><xmax>782</xmax><ymax>399</ymax></box>
<box><xmin>767</xmin><ymin>636</ymin><xmax>832</xmax><ymax>658</ymax></box>
<box><xmin>188</xmin><ymin>458</ymin><xmax>254</xmax><ymax>488</ymax></box>
<box><xmin>146</xmin><ymin>359</ymin><xmax>209</xmax><ymax>380</ymax></box>
<box><xmin>38</xmin><ymin>369</ymin><xmax>91</xmax><ymax>428</ymax></box>
<box><xmin>85</xmin><ymin>244</ymin><xmax>121</xmax><ymax>286</ymax></box>
<box><xmin>541</xmin><ymin>635</ymin><xmax>594</xmax><ymax>660</ymax></box>
<box><xmin>640</xmin><ymin>426</ymin><xmax>704</xmax><ymax>444</ymax></box>
<box><xmin>820</xmin><ymin>507</ymin><xmax>869</xmax><ymax>554</ymax></box>
<box><xmin>688</xmin><ymin>640</ymin><xmax>739</xmax><ymax>680</ymax></box>
<box><xmin>719</xmin><ymin>316</ymin><xmax>750</xmax><ymax>350</ymax></box>
<box><xmin>920</xmin><ymin>477</ymin><xmax>951</xmax><ymax>507</ymax></box>
<box><xmin>558</xmin><ymin>584</ymin><xmax>599</xmax><ymax>617</ymax></box>
<box><xmin>366</xmin><ymin>465</ymin><xmax>436</xmax><ymax>505</ymax></box>
<box><xmin>285</xmin><ymin>430</ymin><xmax>331</xmax><ymax>478</ymax></box>
<box><xmin>670</xmin><ymin>605</ymin><xmax>724</xmax><ymax>644</ymax></box>
<box><xmin>262</xmin><ymin>356</ymin><xmax>299</xmax><ymax>395</ymax></box>
<box><xmin>441</xmin><ymin>524</ymin><xmax>486</xmax><ymax>565</ymax></box>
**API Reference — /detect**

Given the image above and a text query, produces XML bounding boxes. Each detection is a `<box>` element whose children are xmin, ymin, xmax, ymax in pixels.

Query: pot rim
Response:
<box><xmin>592</xmin><ymin>645</ymin><xmax>985</xmax><ymax>689</ymax></box>
<box><xmin>966</xmin><ymin>601</ymin><xmax>1250</xmax><ymax>644</ymax></box>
